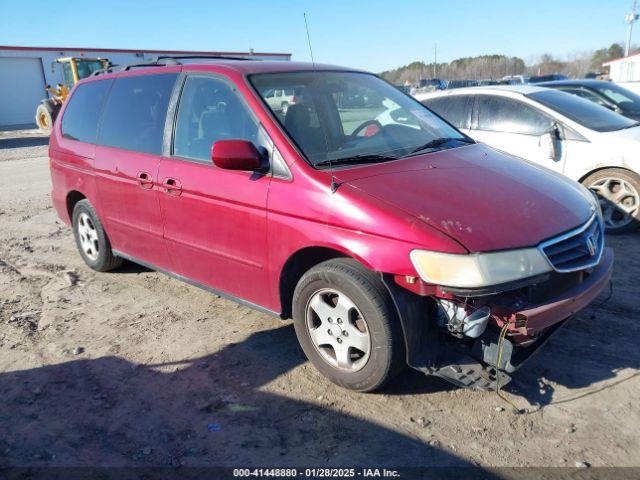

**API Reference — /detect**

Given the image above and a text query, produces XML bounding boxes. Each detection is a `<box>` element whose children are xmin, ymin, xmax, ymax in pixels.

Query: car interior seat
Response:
<box><xmin>284</xmin><ymin>104</ymin><xmax>326</xmax><ymax>158</ymax></box>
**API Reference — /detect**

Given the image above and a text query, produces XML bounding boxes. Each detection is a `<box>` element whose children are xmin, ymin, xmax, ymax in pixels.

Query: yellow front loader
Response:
<box><xmin>36</xmin><ymin>57</ymin><xmax>110</xmax><ymax>134</ymax></box>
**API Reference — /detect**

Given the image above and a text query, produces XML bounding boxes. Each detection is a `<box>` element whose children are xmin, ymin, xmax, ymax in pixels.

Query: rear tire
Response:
<box><xmin>72</xmin><ymin>199</ymin><xmax>123</xmax><ymax>272</ymax></box>
<box><xmin>583</xmin><ymin>168</ymin><xmax>640</xmax><ymax>234</ymax></box>
<box><xmin>35</xmin><ymin>103</ymin><xmax>54</xmax><ymax>135</ymax></box>
<box><xmin>292</xmin><ymin>258</ymin><xmax>405</xmax><ymax>392</ymax></box>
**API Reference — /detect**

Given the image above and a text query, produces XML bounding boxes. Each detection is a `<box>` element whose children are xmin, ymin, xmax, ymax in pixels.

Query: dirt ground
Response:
<box><xmin>0</xmin><ymin>129</ymin><xmax>639</xmax><ymax>470</ymax></box>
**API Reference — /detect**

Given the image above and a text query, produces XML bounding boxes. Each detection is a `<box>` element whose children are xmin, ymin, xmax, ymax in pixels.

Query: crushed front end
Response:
<box><xmin>387</xmin><ymin>214</ymin><xmax>614</xmax><ymax>391</ymax></box>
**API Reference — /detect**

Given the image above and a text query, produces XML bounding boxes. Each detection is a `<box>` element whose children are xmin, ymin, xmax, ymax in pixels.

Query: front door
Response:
<box><xmin>94</xmin><ymin>72</ymin><xmax>178</xmax><ymax>270</ymax></box>
<box><xmin>158</xmin><ymin>74</ymin><xmax>272</xmax><ymax>308</ymax></box>
<box><xmin>472</xmin><ymin>95</ymin><xmax>565</xmax><ymax>173</ymax></box>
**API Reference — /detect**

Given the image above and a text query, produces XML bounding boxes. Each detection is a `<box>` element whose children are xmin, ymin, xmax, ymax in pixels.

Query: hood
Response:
<box><xmin>333</xmin><ymin>144</ymin><xmax>594</xmax><ymax>252</ymax></box>
<box><xmin>599</xmin><ymin>125</ymin><xmax>640</xmax><ymax>168</ymax></box>
<box><xmin>601</xmin><ymin>123</ymin><xmax>640</xmax><ymax>142</ymax></box>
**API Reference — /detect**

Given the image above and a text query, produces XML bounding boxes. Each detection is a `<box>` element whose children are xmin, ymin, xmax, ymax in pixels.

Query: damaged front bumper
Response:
<box><xmin>386</xmin><ymin>248</ymin><xmax>614</xmax><ymax>391</ymax></box>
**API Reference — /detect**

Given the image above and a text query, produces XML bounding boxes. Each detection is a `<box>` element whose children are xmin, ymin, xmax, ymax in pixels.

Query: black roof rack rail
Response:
<box><xmin>91</xmin><ymin>64</ymin><xmax>119</xmax><ymax>77</ymax></box>
<box><xmin>122</xmin><ymin>60</ymin><xmax>171</xmax><ymax>71</ymax></box>
<box><xmin>89</xmin><ymin>55</ymin><xmax>256</xmax><ymax>77</ymax></box>
<box><xmin>153</xmin><ymin>55</ymin><xmax>257</xmax><ymax>63</ymax></box>
<box><xmin>91</xmin><ymin>58</ymin><xmax>174</xmax><ymax>75</ymax></box>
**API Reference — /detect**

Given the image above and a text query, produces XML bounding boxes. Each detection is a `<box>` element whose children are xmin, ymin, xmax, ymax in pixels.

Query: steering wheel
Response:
<box><xmin>350</xmin><ymin>119</ymin><xmax>383</xmax><ymax>138</ymax></box>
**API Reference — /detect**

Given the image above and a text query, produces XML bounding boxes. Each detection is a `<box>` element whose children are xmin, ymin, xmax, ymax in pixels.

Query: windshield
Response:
<box><xmin>592</xmin><ymin>82</ymin><xmax>640</xmax><ymax>111</ymax></box>
<box><xmin>75</xmin><ymin>60</ymin><xmax>104</xmax><ymax>80</ymax></box>
<box><xmin>527</xmin><ymin>89</ymin><xmax>638</xmax><ymax>132</ymax></box>
<box><xmin>250</xmin><ymin>71</ymin><xmax>469</xmax><ymax>166</ymax></box>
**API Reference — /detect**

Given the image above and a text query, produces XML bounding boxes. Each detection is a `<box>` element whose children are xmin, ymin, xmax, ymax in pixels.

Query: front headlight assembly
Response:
<box><xmin>409</xmin><ymin>248</ymin><xmax>553</xmax><ymax>289</ymax></box>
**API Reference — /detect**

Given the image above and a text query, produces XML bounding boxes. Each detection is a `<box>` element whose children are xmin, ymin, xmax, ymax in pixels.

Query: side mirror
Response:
<box><xmin>211</xmin><ymin>140</ymin><xmax>262</xmax><ymax>171</ymax></box>
<box><xmin>539</xmin><ymin>128</ymin><xmax>558</xmax><ymax>161</ymax></box>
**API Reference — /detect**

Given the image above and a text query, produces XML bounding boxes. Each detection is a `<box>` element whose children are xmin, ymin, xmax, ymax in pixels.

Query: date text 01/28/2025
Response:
<box><xmin>232</xmin><ymin>468</ymin><xmax>400</xmax><ymax>477</ymax></box>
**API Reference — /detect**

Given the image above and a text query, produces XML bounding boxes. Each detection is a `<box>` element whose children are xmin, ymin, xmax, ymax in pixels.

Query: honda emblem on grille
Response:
<box><xmin>586</xmin><ymin>235</ymin><xmax>597</xmax><ymax>257</ymax></box>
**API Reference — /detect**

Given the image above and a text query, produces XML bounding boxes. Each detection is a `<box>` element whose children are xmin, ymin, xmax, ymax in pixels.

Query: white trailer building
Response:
<box><xmin>603</xmin><ymin>52</ymin><xmax>640</xmax><ymax>95</ymax></box>
<box><xmin>0</xmin><ymin>45</ymin><xmax>291</xmax><ymax>129</ymax></box>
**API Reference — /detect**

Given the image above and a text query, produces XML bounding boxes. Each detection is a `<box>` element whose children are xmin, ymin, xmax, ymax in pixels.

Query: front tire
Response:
<box><xmin>583</xmin><ymin>168</ymin><xmax>640</xmax><ymax>233</ymax></box>
<box><xmin>72</xmin><ymin>199</ymin><xmax>123</xmax><ymax>272</ymax></box>
<box><xmin>292</xmin><ymin>258</ymin><xmax>405</xmax><ymax>392</ymax></box>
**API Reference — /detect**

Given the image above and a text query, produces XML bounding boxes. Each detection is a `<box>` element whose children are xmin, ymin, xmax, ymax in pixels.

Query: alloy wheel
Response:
<box><xmin>589</xmin><ymin>177</ymin><xmax>640</xmax><ymax>230</ymax></box>
<box><xmin>305</xmin><ymin>288</ymin><xmax>371</xmax><ymax>372</ymax></box>
<box><xmin>77</xmin><ymin>212</ymin><xmax>99</xmax><ymax>261</ymax></box>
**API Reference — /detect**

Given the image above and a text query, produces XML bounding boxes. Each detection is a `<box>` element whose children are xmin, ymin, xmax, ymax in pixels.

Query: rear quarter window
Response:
<box><xmin>424</xmin><ymin>96</ymin><xmax>473</xmax><ymax>130</ymax></box>
<box><xmin>61</xmin><ymin>79</ymin><xmax>113</xmax><ymax>143</ymax></box>
<box><xmin>98</xmin><ymin>73</ymin><xmax>178</xmax><ymax>155</ymax></box>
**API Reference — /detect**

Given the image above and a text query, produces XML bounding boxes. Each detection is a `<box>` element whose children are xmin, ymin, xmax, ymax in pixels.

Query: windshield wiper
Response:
<box><xmin>406</xmin><ymin>137</ymin><xmax>474</xmax><ymax>155</ymax></box>
<box><xmin>314</xmin><ymin>138</ymin><xmax>473</xmax><ymax>167</ymax></box>
<box><xmin>314</xmin><ymin>154</ymin><xmax>397</xmax><ymax>167</ymax></box>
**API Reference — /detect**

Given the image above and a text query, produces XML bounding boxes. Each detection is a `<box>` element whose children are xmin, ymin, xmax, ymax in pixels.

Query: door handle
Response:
<box><xmin>162</xmin><ymin>177</ymin><xmax>182</xmax><ymax>196</ymax></box>
<box><xmin>136</xmin><ymin>171</ymin><xmax>153</xmax><ymax>190</ymax></box>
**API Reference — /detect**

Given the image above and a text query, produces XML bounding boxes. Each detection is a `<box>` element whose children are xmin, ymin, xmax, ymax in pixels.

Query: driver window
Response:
<box><xmin>563</xmin><ymin>88</ymin><xmax>608</xmax><ymax>107</ymax></box>
<box><xmin>174</xmin><ymin>76</ymin><xmax>259</xmax><ymax>162</ymax></box>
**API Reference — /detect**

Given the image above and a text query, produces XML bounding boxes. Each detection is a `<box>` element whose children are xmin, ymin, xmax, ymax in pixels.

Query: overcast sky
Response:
<box><xmin>1</xmin><ymin>0</ymin><xmax>636</xmax><ymax>72</ymax></box>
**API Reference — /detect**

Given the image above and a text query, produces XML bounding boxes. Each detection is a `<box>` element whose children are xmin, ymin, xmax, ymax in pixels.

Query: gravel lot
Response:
<box><xmin>0</xmin><ymin>129</ymin><xmax>639</xmax><ymax>470</ymax></box>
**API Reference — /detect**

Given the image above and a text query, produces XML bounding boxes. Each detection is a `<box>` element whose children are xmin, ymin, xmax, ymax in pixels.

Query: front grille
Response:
<box><xmin>539</xmin><ymin>215</ymin><xmax>604</xmax><ymax>272</ymax></box>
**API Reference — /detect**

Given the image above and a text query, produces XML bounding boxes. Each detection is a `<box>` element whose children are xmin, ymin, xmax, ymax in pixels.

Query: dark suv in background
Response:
<box><xmin>540</xmin><ymin>79</ymin><xmax>640</xmax><ymax>121</ymax></box>
<box><xmin>529</xmin><ymin>74</ymin><xmax>567</xmax><ymax>84</ymax></box>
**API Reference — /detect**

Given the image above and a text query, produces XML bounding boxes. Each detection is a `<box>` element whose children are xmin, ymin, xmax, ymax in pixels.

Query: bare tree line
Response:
<box><xmin>381</xmin><ymin>56</ymin><xmax>524</xmax><ymax>84</ymax></box>
<box><xmin>381</xmin><ymin>43</ymin><xmax>637</xmax><ymax>84</ymax></box>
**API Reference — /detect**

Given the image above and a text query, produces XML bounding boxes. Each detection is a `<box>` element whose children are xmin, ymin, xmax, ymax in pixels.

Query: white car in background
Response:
<box><xmin>501</xmin><ymin>75</ymin><xmax>530</xmax><ymax>85</ymax></box>
<box><xmin>262</xmin><ymin>88</ymin><xmax>296</xmax><ymax>114</ymax></box>
<box><xmin>415</xmin><ymin>85</ymin><xmax>640</xmax><ymax>233</ymax></box>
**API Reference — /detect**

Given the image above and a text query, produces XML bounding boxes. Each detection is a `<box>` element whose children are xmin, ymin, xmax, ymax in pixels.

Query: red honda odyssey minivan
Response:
<box><xmin>49</xmin><ymin>58</ymin><xmax>613</xmax><ymax>392</ymax></box>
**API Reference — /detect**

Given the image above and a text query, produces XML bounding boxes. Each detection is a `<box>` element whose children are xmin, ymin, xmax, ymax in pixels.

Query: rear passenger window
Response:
<box><xmin>99</xmin><ymin>73</ymin><xmax>177</xmax><ymax>155</ymax></box>
<box><xmin>424</xmin><ymin>96</ymin><xmax>473</xmax><ymax>130</ymax></box>
<box><xmin>61</xmin><ymin>79</ymin><xmax>112</xmax><ymax>143</ymax></box>
<box><xmin>477</xmin><ymin>96</ymin><xmax>553</xmax><ymax>135</ymax></box>
<box><xmin>173</xmin><ymin>76</ymin><xmax>259</xmax><ymax>162</ymax></box>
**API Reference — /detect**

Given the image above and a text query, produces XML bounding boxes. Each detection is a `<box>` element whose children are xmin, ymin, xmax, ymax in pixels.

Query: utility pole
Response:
<box><xmin>433</xmin><ymin>43</ymin><xmax>437</xmax><ymax>78</ymax></box>
<box><xmin>625</xmin><ymin>0</ymin><xmax>639</xmax><ymax>57</ymax></box>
